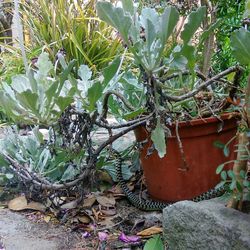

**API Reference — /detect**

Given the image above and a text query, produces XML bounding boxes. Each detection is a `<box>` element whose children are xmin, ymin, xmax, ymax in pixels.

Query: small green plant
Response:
<box><xmin>97</xmin><ymin>0</ymin><xmax>242</xmax><ymax>158</ymax></box>
<box><xmin>143</xmin><ymin>234</ymin><xmax>164</xmax><ymax>250</ymax></box>
<box><xmin>215</xmin><ymin>0</ymin><xmax>250</xmax><ymax>206</ymax></box>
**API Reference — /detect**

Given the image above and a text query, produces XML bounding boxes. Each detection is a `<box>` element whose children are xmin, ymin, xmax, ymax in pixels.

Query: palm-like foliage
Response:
<box><xmin>20</xmin><ymin>0</ymin><xmax>121</xmax><ymax>71</ymax></box>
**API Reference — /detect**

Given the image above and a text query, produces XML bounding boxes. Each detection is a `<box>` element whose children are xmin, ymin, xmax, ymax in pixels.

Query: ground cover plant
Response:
<box><xmin>0</xmin><ymin>0</ymin><xmax>249</xmax><ymax>248</ymax></box>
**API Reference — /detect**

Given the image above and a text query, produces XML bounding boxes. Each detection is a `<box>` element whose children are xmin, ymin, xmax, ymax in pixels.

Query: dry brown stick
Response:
<box><xmin>175</xmin><ymin>120</ymin><xmax>188</xmax><ymax>171</ymax></box>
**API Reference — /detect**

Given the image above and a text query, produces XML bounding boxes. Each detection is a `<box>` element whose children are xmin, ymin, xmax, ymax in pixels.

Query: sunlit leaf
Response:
<box><xmin>181</xmin><ymin>6</ymin><xmax>206</xmax><ymax>44</ymax></box>
<box><xmin>231</xmin><ymin>28</ymin><xmax>250</xmax><ymax>66</ymax></box>
<box><xmin>160</xmin><ymin>6</ymin><xmax>179</xmax><ymax>44</ymax></box>
<box><xmin>151</xmin><ymin>118</ymin><xmax>166</xmax><ymax>158</ymax></box>
<box><xmin>121</xmin><ymin>0</ymin><xmax>134</xmax><ymax>15</ymax></box>
<box><xmin>216</xmin><ymin>163</ymin><xmax>224</xmax><ymax>174</ymax></box>
<box><xmin>35</xmin><ymin>52</ymin><xmax>53</xmax><ymax>76</ymax></box>
<box><xmin>143</xmin><ymin>235</ymin><xmax>164</xmax><ymax>250</ymax></box>
<box><xmin>96</xmin><ymin>2</ymin><xmax>132</xmax><ymax>43</ymax></box>
<box><xmin>87</xmin><ymin>81</ymin><xmax>103</xmax><ymax>111</ymax></box>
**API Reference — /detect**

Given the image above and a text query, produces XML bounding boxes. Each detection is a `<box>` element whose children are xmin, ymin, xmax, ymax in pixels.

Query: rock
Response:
<box><xmin>163</xmin><ymin>199</ymin><xmax>250</xmax><ymax>250</ymax></box>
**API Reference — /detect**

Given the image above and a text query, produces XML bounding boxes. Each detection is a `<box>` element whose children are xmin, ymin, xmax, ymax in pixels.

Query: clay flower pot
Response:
<box><xmin>134</xmin><ymin>114</ymin><xmax>238</xmax><ymax>202</ymax></box>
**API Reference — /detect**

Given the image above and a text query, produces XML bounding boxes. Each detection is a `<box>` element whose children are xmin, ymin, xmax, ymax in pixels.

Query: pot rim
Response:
<box><xmin>171</xmin><ymin>112</ymin><xmax>240</xmax><ymax>128</ymax></box>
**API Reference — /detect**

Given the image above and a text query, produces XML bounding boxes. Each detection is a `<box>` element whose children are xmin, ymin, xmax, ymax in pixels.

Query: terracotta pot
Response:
<box><xmin>134</xmin><ymin>114</ymin><xmax>238</xmax><ymax>202</ymax></box>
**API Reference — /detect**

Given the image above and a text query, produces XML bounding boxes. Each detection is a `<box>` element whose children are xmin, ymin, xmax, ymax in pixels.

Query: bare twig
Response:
<box><xmin>175</xmin><ymin>120</ymin><xmax>188</xmax><ymax>171</ymax></box>
<box><xmin>159</xmin><ymin>70</ymin><xmax>207</xmax><ymax>82</ymax></box>
<box><xmin>164</xmin><ymin>66</ymin><xmax>242</xmax><ymax>102</ymax></box>
<box><xmin>101</xmin><ymin>91</ymin><xmax>135</xmax><ymax>119</ymax></box>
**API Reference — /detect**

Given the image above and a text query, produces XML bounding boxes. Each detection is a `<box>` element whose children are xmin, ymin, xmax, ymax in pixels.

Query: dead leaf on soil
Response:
<box><xmin>26</xmin><ymin>201</ymin><xmax>46</xmax><ymax>212</ymax></box>
<box><xmin>96</xmin><ymin>196</ymin><xmax>116</xmax><ymax>207</ymax></box>
<box><xmin>43</xmin><ymin>215</ymin><xmax>51</xmax><ymax>223</ymax></box>
<box><xmin>8</xmin><ymin>196</ymin><xmax>46</xmax><ymax>212</ymax></box>
<box><xmin>77</xmin><ymin>215</ymin><xmax>91</xmax><ymax>224</ymax></box>
<box><xmin>101</xmin><ymin>207</ymin><xmax>117</xmax><ymax>216</ymax></box>
<box><xmin>60</xmin><ymin>200</ymin><xmax>78</xmax><ymax>209</ymax></box>
<box><xmin>8</xmin><ymin>196</ymin><xmax>28</xmax><ymax>211</ymax></box>
<box><xmin>98</xmin><ymin>216</ymin><xmax>115</xmax><ymax>227</ymax></box>
<box><xmin>97</xmin><ymin>170</ymin><xmax>113</xmax><ymax>184</ymax></box>
<box><xmin>82</xmin><ymin>196</ymin><xmax>96</xmax><ymax>208</ymax></box>
<box><xmin>136</xmin><ymin>226</ymin><xmax>163</xmax><ymax>237</ymax></box>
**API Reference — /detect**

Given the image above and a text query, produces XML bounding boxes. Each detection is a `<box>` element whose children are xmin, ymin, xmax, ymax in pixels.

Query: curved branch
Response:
<box><xmin>101</xmin><ymin>90</ymin><xmax>135</xmax><ymax>119</ymax></box>
<box><xmin>164</xmin><ymin>66</ymin><xmax>243</xmax><ymax>102</ymax></box>
<box><xmin>95</xmin><ymin>114</ymin><xmax>150</xmax><ymax>129</ymax></box>
<box><xmin>159</xmin><ymin>70</ymin><xmax>207</xmax><ymax>82</ymax></box>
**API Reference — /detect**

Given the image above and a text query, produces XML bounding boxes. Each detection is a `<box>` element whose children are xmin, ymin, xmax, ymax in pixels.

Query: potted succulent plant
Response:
<box><xmin>96</xmin><ymin>1</ymin><xmax>242</xmax><ymax>202</ymax></box>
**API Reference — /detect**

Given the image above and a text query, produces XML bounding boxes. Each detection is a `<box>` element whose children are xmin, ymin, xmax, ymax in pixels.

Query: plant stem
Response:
<box><xmin>164</xmin><ymin>66</ymin><xmax>242</xmax><ymax>102</ymax></box>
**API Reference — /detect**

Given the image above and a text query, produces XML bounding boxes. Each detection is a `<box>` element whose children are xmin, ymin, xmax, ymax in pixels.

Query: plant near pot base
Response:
<box><xmin>0</xmin><ymin>1</ymin><xmax>244</xmax><ymax>209</ymax></box>
<box><xmin>215</xmin><ymin>1</ymin><xmax>250</xmax><ymax>209</ymax></box>
<box><xmin>97</xmin><ymin>0</ymin><xmax>243</xmax><ymax>202</ymax></box>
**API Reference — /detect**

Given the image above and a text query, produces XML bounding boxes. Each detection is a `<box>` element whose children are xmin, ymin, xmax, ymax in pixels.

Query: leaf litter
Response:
<box><xmin>4</xmin><ymin>183</ymin><xmax>164</xmax><ymax>249</ymax></box>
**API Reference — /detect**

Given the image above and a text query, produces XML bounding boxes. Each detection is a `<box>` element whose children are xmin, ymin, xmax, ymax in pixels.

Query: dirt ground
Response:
<box><xmin>0</xmin><ymin>208</ymin><xmax>84</xmax><ymax>250</ymax></box>
<box><xmin>0</xmin><ymin>200</ymin><xmax>163</xmax><ymax>250</ymax></box>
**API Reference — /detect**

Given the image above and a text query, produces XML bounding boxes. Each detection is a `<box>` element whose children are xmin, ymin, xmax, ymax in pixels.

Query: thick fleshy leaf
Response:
<box><xmin>35</xmin><ymin>52</ymin><xmax>53</xmax><ymax>76</ymax></box>
<box><xmin>122</xmin><ymin>108</ymin><xmax>145</xmax><ymax>120</ymax></box>
<box><xmin>61</xmin><ymin>165</ymin><xmax>80</xmax><ymax>181</ymax></box>
<box><xmin>181</xmin><ymin>6</ymin><xmax>206</xmax><ymax>44</ymax></box>
<box><xmin>181</xmin><ymin>44</ymin><xmax>196</xmax><ymax>70</ymax></box>
<box><xmin>96</xmin><ymin>2</ymin><xmax>132</xmax><ymax>43</ymax></box>
<box><xmin>45</xmin><ymin>81</ymin><xmax>59</xmax><ymax>106</ymax></box>
<box><xmin>103</xmin><ymin>57</ymin><xmax>121</xmax><ymax>88</ymax></box>
<box><xmin>140</xmin><ymin>8</ymin><xmax>159</xmax><ymax>35</ymax></box>
<box><xmin>143</xmin><ymin>235</ymin><xmax>164</xmax><ymax>250</ymax></box>
<box><xmin>11</xmin><ymin>75</ymin><xmax>32</xmax><ymax>93</ymax></box>
<box><xmin>140</xmin><ymin>9</ymin><xmax>158</xmax><ymax>55</ymax></box>
<box><xmin>121</xmin><ymin>0</ymin><xmax>134</xmax><ymax>16</ymax></box>
<box><xmin>160</xmin><ymin>6</ymin><xmax>179</xmax><ymax>44</ymax></box>
<box><xmin>151</xmin><ymin>118</ymin><xmax>166</xmax><ymax>158</ymax></box>
<box><xmin>78</xmin><ymin>65</ymin><xmax>92</xmax><ymax>81</ymax></box>
<box><xmin>16</xmin><ymin>90</ymin><xmax>39</xmax><ymax>114</ymax></box>
<box><xmin>56</xmin><ymin>96</ymin><xmax>73</xmax><ymax>111</ymax></box>
<box><xmin>87</xmin><ymin>81</ymin><xmax>103</xmax><ymax>111</ymax></box>
<box><xmin>231</xmin><ymin>28</ymin><xmax>250</xmax><ymax>66</ymax></box>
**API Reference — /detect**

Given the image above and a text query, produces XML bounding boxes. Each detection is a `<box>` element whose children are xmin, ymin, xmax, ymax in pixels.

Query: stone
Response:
<box><xmin>163</xmin><ymin>198</ymin><xmax>250</xmax><ymax>250</ymax></box>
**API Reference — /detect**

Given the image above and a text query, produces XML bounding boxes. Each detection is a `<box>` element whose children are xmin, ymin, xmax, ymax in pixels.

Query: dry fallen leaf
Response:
<box><xmin>97</xmin><ymin>170</ymin><xmax>113</xmax><ymax>184</ymax></box>
<box><xmin>98</xmin><ymin>216</ymin><xmax>116</xmax><ymax>227</ymax></box>
<box><xmin>8</xmin><ymin>196</ymin><xmax>46</xmax><ymax>212</ymax></box>
<box><xmin>96</xmin><ymin>196</ymin><xmax>116</xmax><ymax>207</ymax></box>
<box><xmin>136</xmin><ymin>226</ymin><xmax>163</xmax><ymax>237</ymax></box>
<box><xmin>26</xmin><ymin>202</ymin><xmax>46</xmax><ymax>212</ymax></box>
<box><xmin>101</xmin><ymin>207</ymin><xmax>117</xmax><ymax>216</ymax></box>
<box><xmin>8</xmin><ymin>196</ymin><xmax>28</xmax><ymax>211</ymax></box>
<box><xmin>43</xmin><ymin>215</ymin><xmax>51</xmax><ymax>223</ymax></box>
<box><xmin>60</xmin><ymin>200</ymin><xmax>78</xmax><ymax>209</ymax></box>
<box><xmin>82</xmin><ymin>196</ymin><xmax>96</xmax><ymax>208</ymax></box>
<box><xmin>77</xmin><ymin>215</ymin><xmax>91</xmax><ymax>224</ymax></box>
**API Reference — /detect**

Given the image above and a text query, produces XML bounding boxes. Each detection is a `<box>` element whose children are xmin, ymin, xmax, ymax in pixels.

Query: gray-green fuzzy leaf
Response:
<box><xmin>181</xmin><ymin>6</ymin><xmax>206</xmax><ymax>44</ymax></box>
<box><xmin>151</xmin><ymin>118</ymin><xmax>166</xmax><ymax>158</ymax></box>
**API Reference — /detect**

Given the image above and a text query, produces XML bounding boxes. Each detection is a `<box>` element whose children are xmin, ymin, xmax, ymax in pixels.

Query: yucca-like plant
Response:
<box><xmin>20</xmin><ymin>0</ymin><xmax>121</xmax><ymax>71</ymax></box>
